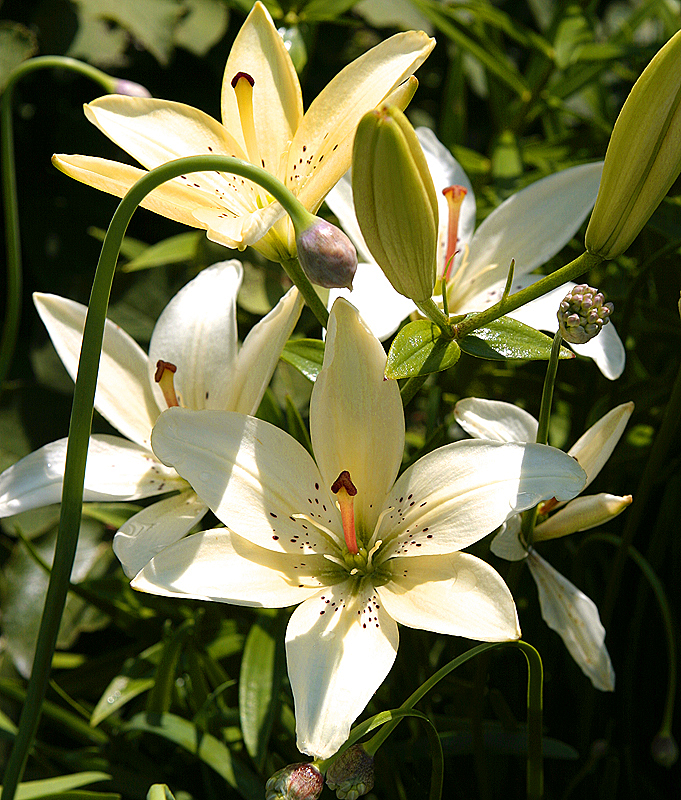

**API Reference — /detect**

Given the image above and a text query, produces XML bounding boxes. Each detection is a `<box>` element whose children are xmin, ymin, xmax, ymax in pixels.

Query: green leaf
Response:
<box><xmin>125</xmin><ymin>713</ymin><xmax>263</xmax><ymax>800</ymax></box>
<box><xmin>457</xmin><ymin>317</ymin><xmax>574</xmax><ymax>361</ymax></box>
<box><xmin>386</xmin><ymin>321</ymin><xmax>461</xmax><ymax>379</ymax></box>
<box><xmin>121</xmin><ymin>232</ymin><xmax>202</xmax><ymax>272</ymax></box>
<box><xmin>285</xmin><ymin>396</ymin><xmax>313</xmax><ymax>456</ymax></box>
<box><xmin>0</xmin><ymin>22</ymin><xmax>38</xmax><ymax>93</ymax></box>
<box><xmin>173</xmin><ymin>0</ymin><xmax>229</xmax><ymax>57</ymax></box>
<box><xmin>239</xmin><ymin>614</ymin><xmax>285</xmax><ymax>769</ymax></box>
<box><xmin>280</xmin><ymin>339</ymin><xmax>325</xmax><ymax>382</ymax></box>
<box><xmin>146</xmin><ymin>619</ymin><xmax>195</xmax><ymax>714</ymax></box>
<box><xmin>1</xmin><ymin>773</ymin><xmax>112</xmax><ymax>800</ymax></box>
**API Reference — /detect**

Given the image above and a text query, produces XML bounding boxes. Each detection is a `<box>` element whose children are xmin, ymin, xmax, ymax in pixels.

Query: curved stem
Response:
<box><xmin>0</xmin><ymin>154</ymin><xmax>322</xmax><ymax>800</ymax></box>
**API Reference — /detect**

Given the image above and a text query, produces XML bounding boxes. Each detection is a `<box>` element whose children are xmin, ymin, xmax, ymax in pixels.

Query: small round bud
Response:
<box><xmin>557</xmin><ymin>284</ymin><xmax>614</xmax><ymax>344</ymax></box>
<box><xmin>651</xmin><ymin>732</ymin><xmax>679</xmax><ymax>768</ymax></box>
<box><xmin>266</xmin><ymin>763</ymin><xmax>324</xmax><ymax>800</ymax></box>
<box><xmin>325</xmin><ymin>744</ymin><xmax>375</xmax><ymax>800</ymax></box>
<box><xmin>296</xmin><ymin>218</ymin><xmax>357</xmax><ymax>290</ymax></box>
<box><xmin>114</xmin><ymin>79</ymin><xmax>152</xmax><ymax>98</ymax></box>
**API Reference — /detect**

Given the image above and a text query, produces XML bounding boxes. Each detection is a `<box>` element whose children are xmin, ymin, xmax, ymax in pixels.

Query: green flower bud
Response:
<box><xmin>325</xmin><ymin>744</ymin><xmax>375</xmax><ymax>800</ymax></box>
<box><xmin>266</xmin><ymin>763</ymin><xmax>324</xmax><ymax>800</ymax></box>
<box><xmin>557</xmin><ymin>284</ymin><xmax>613</xmax><ymax>344</ymax></box>
<box><xmin>585</xmin><ymin>30</ymin><xmax>681</xmax><ymax>258</ymax></box>
<box><xmin>352</xmin><ymin>104</ymin><xmax>438</xmax><ymax>302</ymax></box>
<box><xmin>296</xmin><ymin>216</ymin><xmax>357</xmax><ymax>290</ymax></box>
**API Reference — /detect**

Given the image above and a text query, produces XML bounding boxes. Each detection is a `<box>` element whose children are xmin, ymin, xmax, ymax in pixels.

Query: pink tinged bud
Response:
<box><xmin>114</xmin><ymin>79</ymin><xmax>152</xmax><ymax>98</ymax></box>
<box><xmin>331</xmin><ymin>470</ymin><xmax>359</xmax><ymax>554</ymax></box>
<box><xmin>326</xmin><ymin>744</ymin><xmax>375</xmax><ymax>800</ymax></box>
<box><xmin>155</xmin><ymin>360</ymin><xmax>180</xmax><ymax>408</ymax></box>
<box><xmin>442</xmin><ymin>185</ymin><xmax>467</xmax><ymax>282</ymax></box>
<box><xmin>296</xmin><ymin>218</ymin><xmax>358</xmax><ymax>290</ymax></box>
<box><xmin>266</xmin><ymin>763</ymin><xmax>324</xmax><ymax>800</ymax></box>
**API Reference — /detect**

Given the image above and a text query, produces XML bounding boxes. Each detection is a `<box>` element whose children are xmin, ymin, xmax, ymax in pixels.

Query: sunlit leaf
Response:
<box><xmin>386</xmin><ymin>320</ymin><xmax>461</xmax><ymax>379</ymax></box>
<box><xmin>457</xmin><ymin>317</ymin><xmax>574</xmax><ymax>361</ymax></box>
<box><xmin>280</xmin><ymin>339</ymin><xmax>325</xmax><ymax>382</ymax></box>
<box><xmin>2</xmin><ymin>773</ymin><xmax>112</xmax><ymax>800</ymax></box>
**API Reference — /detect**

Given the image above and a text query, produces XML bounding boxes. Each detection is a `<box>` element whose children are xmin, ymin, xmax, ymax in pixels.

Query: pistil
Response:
<box><xmin>331</xmin><ymin>470</ymin><xmax>359</xmax><ymax>555</ymax></box>
<box><xmin>231</xmin><ymin>71</ymin><xmax>260</xmax><ymax>168</ymax></box>
<box><xmin>442</xmin><ymin>185</ymin><xmax>467</xmax><ymax>282</ymax></box>
<box><xmin>155</xmin><ymin>360</ymin><xmax>179</xmax><ymax>408</ymax></box>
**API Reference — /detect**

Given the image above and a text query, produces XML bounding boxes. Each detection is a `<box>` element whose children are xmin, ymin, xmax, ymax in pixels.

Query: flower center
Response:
<box><xmin>442</xmin><ymin>185</ymin><xmax>467</xmax><ymax>282</ymax></box>
<box><xmin>155</xmin><ymin>360</ymin><xmax>179</xmax><ymax>408</ymax></box>
<box><xmin>331</xmin><ymin>470</ymin><xmax>359</xmax><ymax>555</ymax></box>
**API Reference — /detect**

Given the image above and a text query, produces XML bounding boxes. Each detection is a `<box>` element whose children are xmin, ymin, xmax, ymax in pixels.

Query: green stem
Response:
<box><xmin>280</xmin><ymin>257</ymin><xmax>329</xmax><ymax>328</ymax></box>
<box><xmin>400</xmin><ymin>374</ymin><xmax>428</xmax><ymax>406</ymax></box>
<box><xmin>0</xmin><ymin>57</ymin><xmax>120</xmax><ymax>391</ymax></box>
<box><xmin>0</xmin><ymin>154</ymin><xmax>323</xmax><ymax>800</ymax></box>
<box><xmin>415</xmin><ymin>297</ymin><xmax>455</xmax><ymax>338</ymax></box>
<box><xmin>452</xmin><ymin>251</ymin><xmax>604</xmax><ymax>339</ymax></box>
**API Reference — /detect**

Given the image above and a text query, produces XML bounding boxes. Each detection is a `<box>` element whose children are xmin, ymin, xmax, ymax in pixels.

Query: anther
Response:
<box><xmin>155</xmin><ymin>360</ymin><xmax>179</xmax><ymax>408</ymax></box>
<box><xmin>442</xmin><ymin>186</ymin><xmax>467</xmax><ymax>282</ymax></box>
<box><xmin>231</xmin><ymin>71</ymin><xmax>259</xmax><ymax>167</ymax></box>
<box><xmin>332</xmin><ymin>470</ymin><xmax>359</xmax><ymax>554</ymax></box>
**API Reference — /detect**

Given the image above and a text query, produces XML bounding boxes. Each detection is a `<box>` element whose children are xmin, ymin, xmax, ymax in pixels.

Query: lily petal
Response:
<box><xmin>490</xmin><ymin>517</ymin><xmax>527</xmax><ymax>562</ymax></box>
<box><xmin>286</xmin><ymin>580</ymin><xmax>399</xmax><ymax>759</ymax></box>
<box><xmin>324</xmin><ymin>170</ymin><xmax>376</xmax><ymax>265</ymax></box>
<box><xmin>132</xmin><ymin>528</ymin><xmax>325</xmax><ymax>606</ymax></box>
<box><xmin>148</xmin><ymin>261</ymin><xmax>242</xmax><ymax>411</ymax></box>
<box><xmin>454</xmin><ymin>397</ymin><xmax>538</xmax><ymax>443</ymax></box>
<box><xmin>291</xmin><ymin>31</ymin><xmax>435</xmax><ymax>213</ymax></box>
<box><xmin>568</xmin><ymin>402</ymin><xmax>634</xmax><ymax>487</ymax></box>
<box><xmin>151</xmin><ymin>407</ymin><xmax>343</xmax><ymax>554</ymax></box>
<box><xmin>378</xmin><ymin>551</ymin><xmax>520</xmax><ymax>641</ymax></box>
<box><xmin>229</xmin><ymin>286</ymin><xmax>304</xmax><ymax>415</ymax></box>
<box><xmin>191</xmin><ymin>195</ymin><xmax>287</xmax><ymax>250</ymax></box>
<box><xmin>452</xmin><ymin>162</ymin><xmax>604</xmax><ymax>308</ymax></box>
<box><xmin>310</xmin><ymin>298</ymin><xmax>404</xmax><ymax>533</ymax></box>
<box><xmin>0</xmin><ymin>435</ymin><xmax>183</xmax><ymax>517</ymax></box>
<box><xmin>113</xmin><ymin>489</ymin><xmax>209</xmax><ymax>578</ymax></box>
<box><xmin>379</xmin><ymin>440</ymin><xmax>586</xmax><ymax>558</ymax></box>
<box><xmin>534</xmin><ymin>493</ymin><xmax>633</xmax><ymax>541</ymax></box>
<box><xmin>33</xmin><ymin>293</ymin><xmax>161</xmax><ymax>449</ymax></box>
<box><xmin>527</xmin><ymin>550</ymin><xmax>615</xmax><ymax>691</ymax></box>
<box><xmin>221</xmin><ymin>1</ymin><xmax>303</xmax><ymax>177</ymax></box>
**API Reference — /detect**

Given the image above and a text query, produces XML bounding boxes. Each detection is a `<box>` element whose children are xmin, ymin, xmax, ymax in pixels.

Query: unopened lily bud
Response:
<box><xmin>557</xmin><ymin>284</ymin><xmax>614</xmax><ymax>344</ymax></box>
<box><xmin>114</xmin><ymin>79</ymin><xmax>152</xmax><ymax>98</ymax></box>
<box><xmin>295</xmin><ymin>216</ymin><xmax>357</xmax><ymax>290</ymax></box>
<box><xmin>585</xmin><ymin>29</ymin><xmax>681</xmax><ymax>258</ymax></box>
<box><xmin>352</xmin><ymin>104</ymin><xmax>438</xmax><ymax>302</ymax></box>
<box><xmin>266</xmin><ymin>763</ymin><xmax>324</xmax><ymax>800</ymax></box>
<box><xmin>651</xmin><ymin>732</ymin><xmax>679</xmax><ymax>768</ymax></box>
<box><xmin>534</xmin><ymin>493</ymin><xmax>633</xmax><ymax>541</ymax></box>
<box><xmin>325</xmin><ymin>744</ymin><xmax>374</xmax><ymax>800</ymax></box>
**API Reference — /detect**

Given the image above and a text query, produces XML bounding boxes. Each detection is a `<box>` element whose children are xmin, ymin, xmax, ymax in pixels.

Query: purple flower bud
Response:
<box><xmin>266</xmin><ymin>763</ymin><xmax>324</xmax><ymax>800</ymax></box>
<box><xmin>296</xmin><ymin>217</ymin><xmax>357</xmax><ymax>290</ymax></box>
<box><xmin>557</xmin><ymin>284</ymin><xmax>614</xmax><ymax>344</ymax></box>
<box><xmin>114</xmin><ymin>79</ymin><xmax>152</xmax><ymax>98</ymax></box>
<box><xmin>325</xmin><ymin>744</ymin><xmax>375</xmax><ymax>800</ymax></box>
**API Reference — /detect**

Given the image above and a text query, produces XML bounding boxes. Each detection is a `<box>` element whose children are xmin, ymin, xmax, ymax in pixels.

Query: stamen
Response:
<box><xmin>155</xmin><ymin>360</ymin><xmax>179</xmax><ymax>408</ymax></box>
<box><xmin>367</xmin><ymin>539</ymin><xmax>382</xmax><ymax>569</ymax></box>
<box><xmin>442</xmin><ymin>186</ymin><xmax>467</xmax><ymax>282</ymax></box>
<box><xmin>331</xmin><ymin>470</ymin><xmax>359</xmax><ymax>555</ymax></box>
<box><xmin>292</xmin><ymin>514</ymin><xmax>341</xmax><ymax>550</ymax></box>
<box><xmin>367</xmin><ymin>506</ymin><xmax>394</xmax><ymax>549</ymax></box>
<box><xmin>231</xmin><ymin>71</ymin><xmax>259</xmax><ymax>167</ymax></box>
<box><xmin>538</xmin><ymin>496</ymin><xmax>558</xmax><ymax>515</ymax></box>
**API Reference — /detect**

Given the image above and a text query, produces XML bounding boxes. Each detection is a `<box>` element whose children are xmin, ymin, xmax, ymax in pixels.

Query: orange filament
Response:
<box><xmin>331</xmin><ymin>470</ymin><xmax>359</xmax><ymax>555</ymax></box>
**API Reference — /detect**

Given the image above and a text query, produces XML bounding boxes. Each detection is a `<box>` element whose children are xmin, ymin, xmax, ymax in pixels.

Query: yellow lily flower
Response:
<box><xmin>52</xmin><ymin>2</ymin><xmax>434</xmax><ymax>263</ymax></box>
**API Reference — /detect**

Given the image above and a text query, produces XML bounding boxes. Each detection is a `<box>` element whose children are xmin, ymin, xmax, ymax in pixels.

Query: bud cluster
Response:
<box><xmin>325</xmin><ymin>744</ymin><xmax>375</xmax><ymax>800</ymax></box>
<box><xmin>557</xmin><ymin>284</ymin><xmax>614</xmax><ymax>344</ymax></box>
<box><xmin>265</xmin><ymin>763</ymin><xmax>324</xmax><ymax>800</ymax></box>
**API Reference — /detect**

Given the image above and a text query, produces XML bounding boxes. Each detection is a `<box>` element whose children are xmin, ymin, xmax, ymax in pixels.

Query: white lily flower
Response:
<box><xmin>455</xmin><ymin>397</ymin><xmax>634</xmax><ymax>690</ymax></box>
<box><xmin>326</xmin><ymin>128</ymin><xmax>625</xmax><ymax>379</ymax></box>
<box><xmin>136</xmin><ymin>298</ymin><xmax>586</xmax><ymax>758</ymax></box>
<box><xmin>52</xmin><ymin>2</ymin><xmax>434</xmax><ymax>264</ymax></box>
<box><xmin>0</xmin><ymin>262</ymin><xmax>303</xmax><ymax>578</ymax></box>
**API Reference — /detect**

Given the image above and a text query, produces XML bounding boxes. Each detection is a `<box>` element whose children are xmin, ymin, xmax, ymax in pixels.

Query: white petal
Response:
<box><xmin>113</xmin><ymin>489</ymin><xmax>208</xmax><ymax>578</ymax></box>
<box><xmin>453</xmin><ymin>162</ymin><xmax>604</xmax><ymax>307</ymax></box>
<box><xmin>0</xmin><ymin>435</ymin><xmax>184</xmax><ymax>517</ymax></box>
<box><xmin>454</xmin><ymin>397</ymin><xmax>538</xmax><ymax>443</ymax></box>
<box><xmin>378</xmin><ymin>440</ymin><xmax>586</xmax><ymax>558</ymax></box>
<box><xmin>286</xmin><ymin>580</ymin><xmax>399</xmax><ymax>759</ymax></box>
<box><xmin>229</xmin><ymin>286</ymin><xmax>304</xmax><ymax>415</ymax></box>
<box><xmin>33</xmin><ymin>294</ymin><xmax>161</xmax><ymax>449</ymax></box>
<box><xmin>378</xmin><ymin>551</ymin><xmax>520</xmax><ymax>641</ymax></box>
<box><xmin>328</xmin><ymin>262</ymin><xmax>417</xmax><ymax>341</ymax></box>
<box><xmin>151</xmin><ymin>407</ymin><xmax>343</xmax><ymax>554</ymax></box>
<box><xmin>324</xmin><ymin>171</ymin><xmax>375</xmax><ymax>265</ymax></box>
<box><xmin>310</xmin><ymin>298</ymin><xmax>404</xmax><ymax>534</ymax></box>
<box><xmin>192</xmin><ymin>201</ymin><xmax>287</xmax><ymax>250</ymax></box>
<box><xmin>534</xmin><ymin>493</ymin><xmax>632</xmax><ymax>541</ymax></box>
<box><xmin>148</xmin><ymin>262</ymin><xmax>242</xmax><ymax>411</ymax></box>
<box><xmin>132</xmin><ymin>529</ymin><xmax>325</xmax><ymax>607</ymax></box>
<box><xmin>568</xmin><ymin>402</ymin><xmax>634</xmax><ymax>488</ymax></box>
<box><xmin>490</xmin><ymin>517</ymin><xmax>527</xmax><ymax>562</ymax></box>
<box><xmin>527</xmin><ymin>550</ymin><xmax>615</xmax><ymax>691</ymax></box>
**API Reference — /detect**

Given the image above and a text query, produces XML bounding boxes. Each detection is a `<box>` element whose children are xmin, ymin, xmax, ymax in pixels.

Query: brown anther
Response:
<box><xmin>155</xmin><ymin>360</ymin><xmax>180</xmax><ymax>408</ymax></box>
<box><xmin>332</xmin><ymin>470</ymin><xmax>357</xmax><ymax>496</ymax></box>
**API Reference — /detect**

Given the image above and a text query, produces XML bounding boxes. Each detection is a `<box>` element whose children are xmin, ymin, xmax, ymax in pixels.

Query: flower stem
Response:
<box><xmin>0</xmin><ymin>57</ymin><xmax>121</xmax><ymax>393</ymax></box>
<box><xmin>0</xmin><ymin>154</ymin><xmax>326</xmax><ymax>800</ymax></box>
<box><xmin>280</xmin><ymin>257</ymin><xmax>329</xmax><ymax>328</ymax></box>
<box><xmin>452</xmin><ymin>251</ymin><xmax>604</xmax><ymax>339</ymax></box>
<box><xmin>415</xmin><ymin>297</ymin><xmax>455</xmax><ymax>338</ymax></box>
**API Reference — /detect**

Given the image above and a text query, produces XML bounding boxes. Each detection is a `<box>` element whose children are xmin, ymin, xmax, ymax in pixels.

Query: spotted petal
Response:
<box><xmin>378</xmin><ymin>551</ymin><xmax>520</xmax><ymax>640</ymax></box>
<box><xmin>151</xmin><ymin>408</ymin><xmax>343</xmax><ymax>555</ymax></box>
<box><xmin>286</xmin><ymin>580</ymin><xmax>399</xmax><ymax>759</ymax></box>
<box><xmin>379</xmin><ymin>440</ymin><xmax>586</xmax><ymax>558</ymax></box>
<box><xmin>132</xmin><ymin>528</ymin><xmax>325</xmax><ymax>607</ymax></box>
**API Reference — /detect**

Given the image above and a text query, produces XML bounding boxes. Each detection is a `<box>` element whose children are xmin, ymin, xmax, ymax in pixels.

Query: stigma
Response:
<box><xmin>442</xmin><ymin>185</ymin><xmax>467</xmax><ymax>282</ymax></box>
<box><xmin>331</xmin><ymin>470</ymin><xmax>359</xmax><ymax>555</ymax></box>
